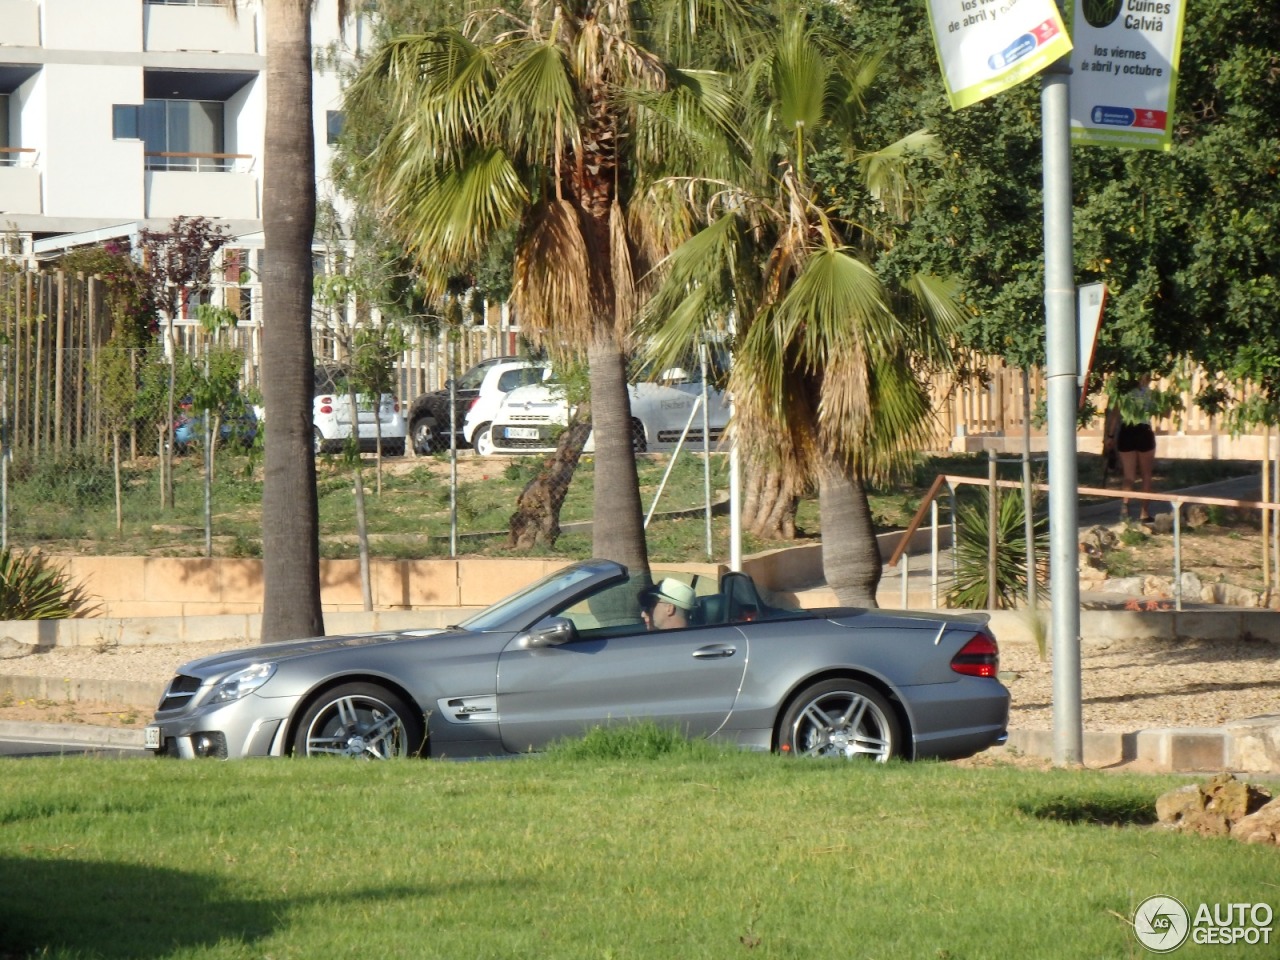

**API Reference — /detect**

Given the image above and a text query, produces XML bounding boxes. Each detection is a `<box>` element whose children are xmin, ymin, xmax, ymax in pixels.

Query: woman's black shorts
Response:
<box><xmin>1116</xmin><ymin>422</ymin><xmax>1156</xmax><ymax>454</ymax></box>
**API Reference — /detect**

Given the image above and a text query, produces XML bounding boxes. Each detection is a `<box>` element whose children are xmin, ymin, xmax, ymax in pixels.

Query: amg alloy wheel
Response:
<box><xmin>778</xmin><ymin>679</ymin><xmax>901</xmax><ymax>761</ymax></box>
<box><xmin>293</xmin><ymin>683</ymin><xmax>423</xmax><ymax>759</ymax></box>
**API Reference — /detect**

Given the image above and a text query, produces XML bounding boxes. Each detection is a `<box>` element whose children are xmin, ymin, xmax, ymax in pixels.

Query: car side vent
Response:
<box><xmin>158</xmin><ymin>674</ymin><xmax>202</xmax><ymax>711</ymax></box>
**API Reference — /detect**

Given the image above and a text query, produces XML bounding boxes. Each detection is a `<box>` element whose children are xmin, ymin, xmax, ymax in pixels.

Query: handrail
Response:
<box><xmin>888</xmin><ymin>474</ymin><xmax>1278</xmax><ymax>569</ymax></box>
<box><xmin>885</xmin><ymin>478</ymin><xmax>1274</xmax><ymax>611</ymax></box>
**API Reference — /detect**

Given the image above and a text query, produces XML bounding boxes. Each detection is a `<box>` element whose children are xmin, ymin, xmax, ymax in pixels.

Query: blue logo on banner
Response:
<box><xmin>1091</xmin><ymin>105</ymin><xmax>1136</xmax><ymax>126</ymax></box>
<box><xmin>988</xmin><ymin>33</ymin><xmax>1036</xmax><ymax>70</ymax></box>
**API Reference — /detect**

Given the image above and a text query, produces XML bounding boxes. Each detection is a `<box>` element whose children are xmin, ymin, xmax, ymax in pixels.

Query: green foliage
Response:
<box><xmin>947</xmin><ymin>487</ymin><xmax>1048</xmax><ymax>609</ymax></box>
<box><xmin>56</xmin><ymin>242</ymin><xmax>158</xmax><ymax>347</ymax></box>
<box><xmin>0</xmin><ymin>548</ymin><xmax>94</xmax><ymax>619</ymax></box>
<box><xmin>545</xmin><ymin>721</ymin><xmax>732</xmax><ymax>761</ymax></box>
<box><xmin>10</xmin><ymin>452</ymin><xmax>115</xmax><ymax>509</ymax></box>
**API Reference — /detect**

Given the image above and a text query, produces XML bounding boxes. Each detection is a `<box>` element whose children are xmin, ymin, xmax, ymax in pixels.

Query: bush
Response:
<box><xmin>0</xmin><ymin>548</ymin><xmax>96</xmax><ymax>619</ymax></box>
<box><xmin>947</xmin><ymin>487</ymin><xmax>1048</xmax><ymax>609</ymax></box>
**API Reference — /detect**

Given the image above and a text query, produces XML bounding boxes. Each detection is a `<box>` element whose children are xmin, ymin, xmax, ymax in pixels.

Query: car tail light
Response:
<box><xmin>950</xmin><ymin>633</ymin><xmax>999</xmax><ymax>677</ymax></box>
<box><xmin>467</xmin><ymin>397</ymin><xmax>479</xmax><ymax>411</ymax></box>
<box><xmin>319</xmin><ymin>399</ymin><xmax>334</xmax><ymax>414</ymax></box>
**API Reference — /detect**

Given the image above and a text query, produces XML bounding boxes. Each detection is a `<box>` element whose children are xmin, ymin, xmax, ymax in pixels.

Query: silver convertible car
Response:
<box><xmin>146</xmin><ymin>560</ymin><xmax>1009</xmax><ymax>762</ymax></box>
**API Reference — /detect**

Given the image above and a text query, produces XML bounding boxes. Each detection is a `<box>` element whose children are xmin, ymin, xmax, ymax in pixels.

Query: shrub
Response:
<box><xmin>947</xmin><ymin>487</ymin><xmax>1048</xmax><ymax>609</ymax></box>
<box><xmin>0</xmin><ymin>549</ymin><xmax>96</xmax><ymax>619</ymax></box>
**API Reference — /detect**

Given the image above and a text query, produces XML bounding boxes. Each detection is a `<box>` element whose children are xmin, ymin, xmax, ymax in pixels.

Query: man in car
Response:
<box><xmin>640</xmin><ymin>578</ymin><xmax>695</xmax><ymax>630</ymax></box>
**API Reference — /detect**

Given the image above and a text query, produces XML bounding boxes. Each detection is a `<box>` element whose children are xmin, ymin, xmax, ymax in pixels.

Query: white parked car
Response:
<box><xmin>484</xmin><ymin>369</ymin><xmax>729</xmax><ymax>456</ymax></box>
<box><xmin>312</xmin><ymin>365</ymin><xmax>407</xmax><ymax>456</ymax></box>
<box><xmin>459</xmin><ymin>360</ymin><xmax>552</xmax><ymax>456</ymax></box>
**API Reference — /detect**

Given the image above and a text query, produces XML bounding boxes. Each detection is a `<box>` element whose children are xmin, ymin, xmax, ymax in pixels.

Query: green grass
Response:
<box><xmin>0</xmin><ymin>749</ymin><xmax>1272</xmax><ymax>959</ymax></box>
<box><xmin>2</xmin><ymin>448</ymin><xmax>1258</xmax><ymax>562</ymax></box>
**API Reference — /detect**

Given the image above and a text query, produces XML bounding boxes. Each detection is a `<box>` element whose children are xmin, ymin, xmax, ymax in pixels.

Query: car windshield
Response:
<box><xmin>457</xmin><ymin>563</ymin><xmax>611</xmax><ymax>632</ymax></box>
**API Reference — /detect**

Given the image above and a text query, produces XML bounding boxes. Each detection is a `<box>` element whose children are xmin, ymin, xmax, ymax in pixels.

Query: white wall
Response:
<box><xmin>0</xmin><ymin>0</ymin><xmax>41</xmax><ymax>46</ymax></box>
<box><xmin>42</xmin><ymin>63</ymin><xmax>144</xmax><ymax>219</ymax></box>
<box><xmin>42</xmin><ymin>0</ymin><xmax>139</xmax><ymax>52</ymax></box>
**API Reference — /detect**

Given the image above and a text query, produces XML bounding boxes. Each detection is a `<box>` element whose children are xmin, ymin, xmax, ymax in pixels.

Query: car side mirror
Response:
<box><xmin>518</xmin><ymin>617</ymin><xmax>577</xmax><ymax>649</ymax></box>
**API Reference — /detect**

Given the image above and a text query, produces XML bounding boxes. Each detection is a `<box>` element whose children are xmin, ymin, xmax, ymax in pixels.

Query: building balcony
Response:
<box><xmin>145</xmin><ymin>154</ymin><xmax>258</xmax><ymax>220</ymax></box>
<box><xmin>0</xmin><ymin>0</ymin><xmax>40</xmax><ymax>48</ymax></box>
<box><xmin>143</xmin><ymin>1</ymin><xmax>259</xmax><ymax>55</ymax></box>
<box><xmin>0</xmin><ymin>148</ymin><xmax>41</xmax><ymax>214</ymax></box>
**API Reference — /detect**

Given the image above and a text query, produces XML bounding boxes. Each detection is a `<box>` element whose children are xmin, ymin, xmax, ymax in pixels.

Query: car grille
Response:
<box><xmin>501</xmin><ymin>437</ymin><xmax>550</xmax><ymax>449</ymax></box>
<box><xmin>158</xmin><ymin>673</ymin><xmax>202</xmax><ymax>711</ymax></box>
<box><xmin>504</xmin><ymin>413</ymin><xmax>553</xmax><ymax>423</ymax></box>
<box><xmin>657</xmin><ymin>427</ymin><xmax>726</xmax><ymax>444</ymax></box>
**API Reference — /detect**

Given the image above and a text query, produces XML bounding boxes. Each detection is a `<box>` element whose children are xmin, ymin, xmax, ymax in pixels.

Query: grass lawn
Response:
<box><xmin>4</xmin><ymin>447</ymin><xmax>1258</xmax><ymax>565</ymax></box>
<box><xmin>1</xmin><ymin>743</ymin><xmax>1273</xmax><ymax>959</ymax></box>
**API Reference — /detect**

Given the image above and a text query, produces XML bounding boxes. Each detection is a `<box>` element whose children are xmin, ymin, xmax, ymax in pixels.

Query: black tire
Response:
<box><xmin>472</xmin><ymin>422</ymin><xmax>496</xmax><ymax>457</ymax></box>
<box><xmin>777</xmin><ymin>679</ymin><xmax>902</xmax><ymax>762</ymax></box>
<box><xmin>292</xmin><ymin>682</ymin><xmax>425</xmax><ymax>759</ymax></box>
<box><xmin>630</xmin><ymin>418</ymin><xmax>647</xmax><ymax>454</ymax></box>
<box><xmin>410</xmin><ymin>418</ymin><xmax>438</xmax><ymax>455</ymax></box>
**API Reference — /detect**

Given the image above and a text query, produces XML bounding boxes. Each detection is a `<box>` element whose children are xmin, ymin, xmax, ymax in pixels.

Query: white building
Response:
<box><xmin>0</xmin><ymin>0</ymin><xmax>358</xmax><ymax>258</ymax></box>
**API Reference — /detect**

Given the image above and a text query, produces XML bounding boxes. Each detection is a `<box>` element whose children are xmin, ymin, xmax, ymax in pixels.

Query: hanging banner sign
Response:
<box><xmin>925</xmin><ymin>0</ymin><xmax>1074</xmax><ymax>109</ymax></box>
<box><xmin>1069</xmin><ymin>0</ymin><xmax>1187</xmax><ymax>150</ymax></box>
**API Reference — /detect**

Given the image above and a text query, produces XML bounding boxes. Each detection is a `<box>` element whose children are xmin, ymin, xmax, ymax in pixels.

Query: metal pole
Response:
<box><xmin>1043</xmin><ymin>55</ymin><xmax>1083</xmax><ymax>765</ymax></box>
<box><xmin>728</xmin><ymin>311</ymin><xmax>742</xmax><ymax>572</ymax></box>
<box><xmin>931</xmin><ymin>499</ymin><xmax>940</xmax><ymax>609</ymax></box>
<box><xmin>700</xmin><ymin>342</ymin><xmax>713</xmax><ymax>558</ymax></box>
<box><xmin>1022</xmin><ymin>368</ymin><xmax>1038</xmax><ymax>609</ymax></box>
<box><xmin>987</xmin><ymin>449</ymin><xmax>998</xmax><ymax>608</ymax></box>
<box><xmin>449</xmin><ymin>333</ymin><xmax>458</xmax><ymax>558</ymax></box>
<box><xmin>1173</xmin><ymin>498</ymin><xmax>1182</xmax><ymax>611</ymax></box>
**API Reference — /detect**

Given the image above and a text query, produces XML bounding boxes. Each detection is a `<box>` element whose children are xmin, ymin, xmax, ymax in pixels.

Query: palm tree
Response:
<box><xmin>645</xmin><ymin>19</ymin><xmax>967</xmax><ymax>605</ymax></box>
<box><xmin>260</xmin><ymin>0</ymin><xmax>324</xmax><ymax>641</ymax></box>
<box><xmin>344</xmin><ymin>0</ymin><xmax>754</xmax><ymax>579</ymax></box>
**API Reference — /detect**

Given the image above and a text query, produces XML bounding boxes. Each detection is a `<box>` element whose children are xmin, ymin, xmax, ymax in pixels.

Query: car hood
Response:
<box><xmin>175</xmin><ymin>627</ymin><xmax>452</xmax><ymax>678</ymax></box>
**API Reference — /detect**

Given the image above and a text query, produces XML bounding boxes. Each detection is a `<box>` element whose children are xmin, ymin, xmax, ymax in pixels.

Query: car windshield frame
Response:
<box><xmin>456</xmin><ymin>560</ymin><xmax>628</xmax><ymax>632</ymax></box>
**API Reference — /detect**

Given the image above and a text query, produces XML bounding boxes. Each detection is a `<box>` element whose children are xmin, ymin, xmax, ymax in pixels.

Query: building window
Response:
<box><xmin>115</xmin><ymin>100</ymin><xmax>227</xmax><ymax>171</ymax></box>
<box><xmin>326</xmin><ymin>110</ymin><xmax>344</xmax><ymax>145</ymax></box>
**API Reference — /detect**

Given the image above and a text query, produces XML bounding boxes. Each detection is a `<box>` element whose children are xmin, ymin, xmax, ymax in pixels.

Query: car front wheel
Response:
<box><xmin>777</xmin><ymin>679</ymin><xmax>901</xmax><ymax>762</ymax></box>
<box><xmin>293</xmin><ymin>683</ymin><xmax>424</xmax><ymax>759</ymax></box>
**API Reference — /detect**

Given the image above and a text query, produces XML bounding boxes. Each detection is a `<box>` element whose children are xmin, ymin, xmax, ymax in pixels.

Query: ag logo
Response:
<box><xmin>1134</xmin><ymin>896</ymin><xmax>1190</xmax><ymax>953</ymax></box>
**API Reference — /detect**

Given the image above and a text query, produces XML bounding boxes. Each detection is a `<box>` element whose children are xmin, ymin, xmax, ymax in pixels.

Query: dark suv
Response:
<box><xmin>405</xmin><ymin>356</ymin><xmax>523</xmax><ymax>454</ymax></box>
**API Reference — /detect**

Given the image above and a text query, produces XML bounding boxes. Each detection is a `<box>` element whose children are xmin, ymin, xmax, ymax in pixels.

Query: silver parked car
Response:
<box><xmin>146</xmin><ymin>560</ymin><xmax>1009</xmax><ymax>762</ymax></box>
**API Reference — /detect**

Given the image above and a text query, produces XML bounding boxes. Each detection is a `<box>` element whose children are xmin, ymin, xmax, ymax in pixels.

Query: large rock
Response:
<box><xmin>0</xmin><ymin>637</ymin><xmax>38</xmax><ymax>660</ymax></box>
<box><xmin>1229</xmin><ymin>799</ymin><xmax>1280</xmax><ymax>847</ymax></box>
<box><xmin>1156</xmin><ymin>773</ymin><xmax>1273</xmax><ymax>839</ymax></box>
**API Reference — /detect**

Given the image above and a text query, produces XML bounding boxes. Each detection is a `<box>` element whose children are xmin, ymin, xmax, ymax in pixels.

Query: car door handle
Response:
<box><xmin>692</xmin><ymin>644</ymin><xmax>737</xmax><ymax>660</ymax></box>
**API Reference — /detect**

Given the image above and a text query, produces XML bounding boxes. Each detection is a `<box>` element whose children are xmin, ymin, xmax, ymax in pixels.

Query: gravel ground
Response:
<box><xmin>2</xmin><ymin>633</ymin><xmax>1278</xmax><ymax>732</ymax></box>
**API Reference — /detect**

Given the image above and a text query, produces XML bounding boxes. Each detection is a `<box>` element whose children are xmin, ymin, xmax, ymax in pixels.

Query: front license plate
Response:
<box><xmin>144</xmin><ymin>725</ymin><xmax>162</xmax><ymax>750</ymax></box>
<box><xmin>504</xmin><ymin>427</ymin><xmax>540</xmax><ymax>440</ymax></box>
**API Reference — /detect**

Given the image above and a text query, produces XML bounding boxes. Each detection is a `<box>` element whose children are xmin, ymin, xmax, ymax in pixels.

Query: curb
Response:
<box><xmin>1001</xmin><ymin>715</ymin><xmax>1280</xmax><ymax>773</ymax></box>
<box><xmin>0</xmin><ymin>719</ymin><xmax>146</xmax><ymax>749</ymax></box>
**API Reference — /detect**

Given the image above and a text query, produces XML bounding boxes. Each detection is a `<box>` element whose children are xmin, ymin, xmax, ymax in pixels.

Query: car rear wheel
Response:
<box><xmin>777</xmin><ymin>679</ymin><xmax>901</xmax><ymax>762</ymax></box>
<box><xmin>312</xmin><ymin>428</ymin><xmax>327</xmax><ymax>455</ymax></box>
<box><xmin>630</xmin><ymin>418</ymin><xmax>647</xmax><ymax>453</ymax></box>
<box><xmin>293</xmin><ymin>683</ymin><xmax>424</xmax><ymax>759</ymax></box>
<box><xmin>473</xmin><ymin>422</ymin><xmax>496</xmax><ymax>457</ymax></box>
<box><xmin>410</xmin><ymin>417</ymin><xmax>438</xmax><ymax>455</ymax></box>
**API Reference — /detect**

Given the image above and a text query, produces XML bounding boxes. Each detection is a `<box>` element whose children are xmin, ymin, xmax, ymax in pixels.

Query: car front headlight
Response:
<box><xmin>209</xmin><ymin>663</ymin><xmax>277</xmax><ymax>704</ymax></box>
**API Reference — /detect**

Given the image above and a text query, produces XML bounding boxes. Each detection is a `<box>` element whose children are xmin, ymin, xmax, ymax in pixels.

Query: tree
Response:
<box><xmin>259</xmin><ymin>0</ymin><xmax>324</xmax><ymax>642</ymax></box>
<box><xmin>345</xmin><ymin>0</ymin><xmax>758</xmax><ymax>581</ymax></box>
<box><xmin>644</xmin><ymin>16</ymin><xmax>966</xmax><ymax>605</ymax></box>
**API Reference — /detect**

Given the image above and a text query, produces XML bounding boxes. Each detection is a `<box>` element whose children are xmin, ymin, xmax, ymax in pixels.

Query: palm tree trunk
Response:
<box><xmin>742</xmin><ymin>462</ymin><xmax>798</xmax><ymax>539</ymax></box>
<box><xmin>587</xmin><ymin>331</ymin><xmax>649</xmax><ymax>579</ymax></box>
<box><xmin>819</xmin><ymin>463</ymin><xmax>882</xmax><ymax>607</ymax></box>
<box><xmin>507</xmin><ymin>414</ymin><xmax>591</xmax><ymax>549</ymax></box>
<box><xmin>260</xmin><ymin>0</ymin><xmax>324</xmax><ymax>642</ymax></box>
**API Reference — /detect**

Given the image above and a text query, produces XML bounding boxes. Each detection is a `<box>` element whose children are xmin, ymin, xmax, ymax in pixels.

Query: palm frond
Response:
<box><xmin>490</xmin><ymin>40</ymin><xmax>580</xmax><ymax>162</ymax></box>
<box><xmin>512</xmin><ymin>198</ymin><xmax>594</xmax><ymax>345</ymax></box>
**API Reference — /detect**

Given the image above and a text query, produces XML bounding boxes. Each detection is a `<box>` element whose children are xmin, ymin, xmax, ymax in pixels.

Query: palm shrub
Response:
<box><xmin>0</xmin><ymin>548</ymin><xmax>95</xmax><ymax>620</ymax></box>
<box><xmin>946</xmin><ymin>487</ymin><xmax>1048</xmax><ymax>609</ymax></box>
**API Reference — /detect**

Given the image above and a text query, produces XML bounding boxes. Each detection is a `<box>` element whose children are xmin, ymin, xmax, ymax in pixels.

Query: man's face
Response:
<box><xmin>643</xmin><ymin>600</ymin><xmax>682</xmax><ymax>630</ymax></box>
